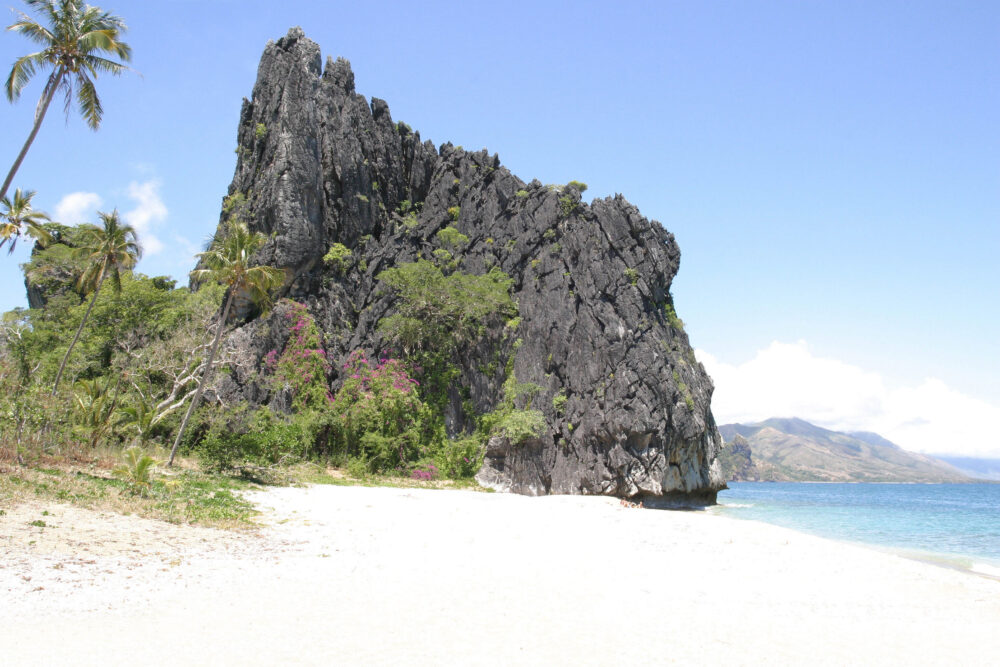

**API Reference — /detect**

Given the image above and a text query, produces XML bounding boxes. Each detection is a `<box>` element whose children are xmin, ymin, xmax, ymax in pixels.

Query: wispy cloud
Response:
<box><xmin>697</xmin><ymin>341</ymin><xmax>1000</xmax><ymax>458</ymax></box>
<box><xmin>123</xmin><ymin>180</ymin><xmax>168</xmax><ymax>256</ymax></box>
<box><xmin>54</xmin><ymin>192</ymin><xmax>103</xmax><ymax>224</ymax></box>
<box><xmin>172</xmin><ymin>233</ymin><xmax>201</xmax><ymax>269</ymax></box>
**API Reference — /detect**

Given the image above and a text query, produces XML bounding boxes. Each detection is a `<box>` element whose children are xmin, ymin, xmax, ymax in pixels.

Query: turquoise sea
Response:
<box><xmin>716</xmin><ymin>482</ymin><xmax>1000</xmax><ymax>577</ymax></box>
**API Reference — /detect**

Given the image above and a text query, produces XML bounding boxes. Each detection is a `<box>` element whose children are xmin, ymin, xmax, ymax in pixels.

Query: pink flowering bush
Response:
<box><xmin>267</xmin><ymin>301</ymin><xmax>330</xmax><ymax>411</ymax></box>
<box><xmin>328</xmin><ymin>350</ymin><xmax>423</xmax><ymax>472</ymax></box>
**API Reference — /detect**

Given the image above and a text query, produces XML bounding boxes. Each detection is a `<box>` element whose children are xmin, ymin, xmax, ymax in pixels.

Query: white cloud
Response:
<box><xmin>123</xmin><ymin>179</ymin><xmax>168</xmax><ymax>256</ymax></box>
<box><xmin>697</xmin><ymin>341</ymin><xmax>1000</xmax><ymax>458</ymax></box>
<box><xmin>54</xmin><ymin>192</ymin><xmax>103</xmax><ymax>224</ymax></box>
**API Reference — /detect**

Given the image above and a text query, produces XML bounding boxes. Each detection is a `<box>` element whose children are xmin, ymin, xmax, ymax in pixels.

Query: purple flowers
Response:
<box><xmin>265</xmin><ymin>300</ymin><xmax>331</xmax><ymax>410</ymax></box>
<box><xmin>411</xmin><ymin>463</ymin><xmax>439</xmax><ymax>481</ymax></box>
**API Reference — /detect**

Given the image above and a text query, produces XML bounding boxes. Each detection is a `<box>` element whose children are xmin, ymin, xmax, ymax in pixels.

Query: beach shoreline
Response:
<box><xmin>3</xmin><ymin>484</ymin><xmax>999</xmax><ymax>665</ymax></box>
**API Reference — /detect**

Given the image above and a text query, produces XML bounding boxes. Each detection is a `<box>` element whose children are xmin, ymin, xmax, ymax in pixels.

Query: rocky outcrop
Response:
<box><xmin>718</xmin><ymin>434</ymin><xmax>760</xmax><ymax>482</ymax></box>
<box><xmin>211</xmin><ymin>28</ymin><xmax>725</xmax><ymax>502</ymax></box>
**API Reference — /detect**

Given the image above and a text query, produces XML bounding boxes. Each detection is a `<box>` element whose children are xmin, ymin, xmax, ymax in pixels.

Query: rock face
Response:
<box><xmin>211</xmin><ymin>28</ymin><xmax>725</xmax><ymax>502</ymax></box>
<box><xmin>717</xmin><ymin>434</ymin><xmax>760</xmax><ymax>482</ymax></box>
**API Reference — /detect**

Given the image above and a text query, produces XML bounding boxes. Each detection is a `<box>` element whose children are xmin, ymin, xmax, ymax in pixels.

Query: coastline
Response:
<box><xmin>716</xmin><ymin>481</ymin><xmax>1000</xmax><ymax>582</ymax></box>
<box><xmin>3</xmin><ymin>484</ymin><xmax>1000</xmax><ymax>665</ymax></box>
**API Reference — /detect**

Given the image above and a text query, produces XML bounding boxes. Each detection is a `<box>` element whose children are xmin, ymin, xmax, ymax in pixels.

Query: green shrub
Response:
<box><xmin>515</xmin><ymin>189</ymin><xmax>529</xmax><ymax>199</ymax></box>
<box><xmin>552</xmin><ymin>389</ymin><xmax>567</xmax><ymax>415</ymax></box>
<box><xmin>322</xmin><ymin>243</ymin><xmax>352</xmax><ymax>273</ymax></box>
<box><xmin>480</xmin><ymin>373</ymin><xmax>545</xmax><ymax>445</ymax></box>
<box><xmin>436</xmin><ymin>226</ymin><xmax>469</xmax><ymax>248</ymax></box>
<box><xmin>663</xmin><ymin>302</ymin><xmax>685</xmax><ymax>331</ymax></box>
<box><xmin>558</xmin><ymin>194</ymin><xmax>579</xmax><ymax>217</ymax></box>
<box><xmin>624</xmin><ymin>267</ymin><xmax>639</xmax><ymax>285</ymax></box>
<box><xmin>200</xmin><ymin>408</ymin><xmax>308</xmax><ymax>473</ymax></box>
<box><xmin>328</xmin><ymin>352</ymin><xmax>423</xmax><ymax>473</ymax></box>
<box><xmin>264</xmin><ymin>302</ymin><xmax>330</xmax><ymax>411</ymax></box>
<box><xmin>254</xmin><ymin>123</ymin><xmax>267</xmax><ymax>140</ymax></box>
<box><xmin>567</xmin><ymin>180</ymin><xmax>588</xmax><ymax>192</ymax></box>
<box><xmin>113</xmin><ymin>446</ymin><xmax>158</xmax><ymax>496</ymax></box>
<box><xmin>447</xmin><ymin>206</ymin><xmax>461</xmax><ymax>222</ymax></box>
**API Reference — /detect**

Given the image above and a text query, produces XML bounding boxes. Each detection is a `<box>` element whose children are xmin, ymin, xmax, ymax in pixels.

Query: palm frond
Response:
<box><xmin>6</xmin><ymin>15</ymin><xmax>55</xmax><ymax>46</ymax></box>
<box><xmin>75</xmin><ymin>73</ymin><xmax>101</xmax><ymax>129</ymax></box>
<box><xmin>4</xmin><ymin>52</ymin><xmax>45</xmax><ymax>101</ymax></box>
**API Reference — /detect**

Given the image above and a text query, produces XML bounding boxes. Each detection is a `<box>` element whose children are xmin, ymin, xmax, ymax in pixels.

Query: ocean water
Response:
<box><xmin>716</xmin><ymin>482</ymin><xmax>1000</xmax><ymax>577</ymax></box>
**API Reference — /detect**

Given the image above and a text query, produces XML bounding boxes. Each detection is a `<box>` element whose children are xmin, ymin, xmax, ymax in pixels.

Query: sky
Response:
<box><xmin>0</xmin><ymin>0</ymin><xmax>997</xmax><ymax>456</ymax></box>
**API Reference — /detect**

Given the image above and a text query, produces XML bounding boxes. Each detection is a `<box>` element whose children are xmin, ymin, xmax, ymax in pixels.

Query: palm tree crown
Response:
<box><xmin>191</xmin><ymin>221</ymin><xmax>285</xmax><ymax>312</ymax></box>
<box><xmin>2</xmin><ymin>0</ymin><xmax>132</xmax><ymax>202</ymax></box>
<box><xmin>75</xmin><ymin>209</ymin><xmax>141</xmax><ymax>293</ymax></box>
<box><xmin>5</xmin><ymin>0</ymin><xmax>132</xmax><ymax>128</ymax></box>
<box><xmin>0</xmin><ymin>187</ymin><xmax>52</xmax><ymax>253</ymax></box>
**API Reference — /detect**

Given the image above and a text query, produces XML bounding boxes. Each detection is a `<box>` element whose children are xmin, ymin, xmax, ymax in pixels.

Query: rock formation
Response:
<box><xmin>210</xmin><ymin>28</ymin><xmax>725</xmax><ymax>503</ymax></box>
<box><xmin>718</xmin><ymin>434</ymin><xmax>760</xmax><ymax>482</ymax></box>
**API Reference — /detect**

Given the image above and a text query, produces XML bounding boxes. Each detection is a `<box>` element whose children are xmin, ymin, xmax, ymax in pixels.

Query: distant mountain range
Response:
<box><xmin>930</xmin><ymin>456</ymin><xmax>1000</xmax><ymax>481</ymax></box>
<box><xmin>718</xmin><ymin>418</ymin><xmax>972</xmax><ymax>483</ymax></box>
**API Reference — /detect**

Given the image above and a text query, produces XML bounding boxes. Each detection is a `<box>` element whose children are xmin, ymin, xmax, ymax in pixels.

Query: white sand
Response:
<box><xmin>3</xmin><ymin>484</ymin><xmax>999</xmax><ymax>665</ymax></box>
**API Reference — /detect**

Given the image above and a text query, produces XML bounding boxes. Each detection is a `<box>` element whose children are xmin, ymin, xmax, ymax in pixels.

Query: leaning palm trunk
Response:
<box><xmin>167</xmin><ymin>289</ymin><xmax>235</xmax><ymax>467</ymax></box>
<box><xmin>0</xmin><ymin>69</ymin><xmax>63</xmax><ymax>203</ymax></box>
<box><xmin>52</xmin><ymin>270</ymin><xmax>106</xmax><ymax>396</ymax></box>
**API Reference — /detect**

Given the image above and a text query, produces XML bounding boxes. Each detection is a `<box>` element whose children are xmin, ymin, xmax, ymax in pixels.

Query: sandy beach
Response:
<box><xmin>3</xmin><ymin>484</ymin><xmax>999</xmax><ymax>665</ymax></box>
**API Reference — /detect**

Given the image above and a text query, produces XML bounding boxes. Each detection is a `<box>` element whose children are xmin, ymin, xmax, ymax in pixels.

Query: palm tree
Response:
<box><xmin>52</xmin><ymin>209</ymin><xmax>140</xmax><ymax>395</ymax></box>
<box><xmin>0</xmin><ymin>187</ymin><xmax>52</xmax><ymax>253</ymax></box>
<box><xmin>2</xmin><ymin>0</ymin><xmax>132</xmax><ymax>202</ymax></box>
<box><xmin>167</xmin><ymin>221</ymin><xmax>284</xmax><ymax>466</ymax></box>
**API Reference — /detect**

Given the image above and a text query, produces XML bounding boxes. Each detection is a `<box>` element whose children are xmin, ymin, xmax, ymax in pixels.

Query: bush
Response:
<box><xmin>328</xmin><ymin>352</ymin><xmax>423</xmax><ymax>472</ymax></box>
<box><xmin>558</xmin><ymin>194</ymin><xmax>579</xmax><ymax>217</ymax></box>
<box><xmin>199</xmin><ymin>408</ymin><xmax>309</xmax><ymax>473</ymax></box>
<box><xmin>436</xmin><ymin>226</ymin><xmax>469</xmax><ymax>249</ymax></box>
<box><xmin>322</xmin><ymin>243</ymin><xmax>352</xmax><ymax>273</ymax></box>
<box><xmin>552</xmin><ymin>389</ymin><xmax>567</xmax><ymax>415</ymax></box>
<box><xmin>447</xmin><ymin>206</ymin><xmax>460</xmax><ymax>222</ymax></box>
<box><xmin>254</xmin><ymin>123</ymin><xmax>267</xmax><ymax>140</ymax></box>
<box><xmin>264</xmin><ymin>302</ymin><xmax>330</xmax><ymax>411</ymax></box>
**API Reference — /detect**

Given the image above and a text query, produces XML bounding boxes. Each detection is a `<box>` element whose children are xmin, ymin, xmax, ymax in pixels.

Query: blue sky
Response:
<box><xmin>1</xmin><ymin>1</ymin><xmax>997</xmax><ymax>455</ymax></box>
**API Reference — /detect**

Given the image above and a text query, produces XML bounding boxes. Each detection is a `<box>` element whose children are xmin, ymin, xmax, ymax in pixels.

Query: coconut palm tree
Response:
<box><xmin>2</xmin><ymin>0</ymin><xmax>132</xmax><ymax>202</ymax></box>
<box><xmin>167</xmin><ymin>221</ymin><xmax>284</xmax><ymax>466</ymax></box>
<box><xmin>52</xmin><ymin>209</ymin><xmax>140</xmax><ymax>395</ymax></box>
<box><xmin>0</xmin><ymin>187</ymin><xmax>52</xmax><ymax>253</ymax></box>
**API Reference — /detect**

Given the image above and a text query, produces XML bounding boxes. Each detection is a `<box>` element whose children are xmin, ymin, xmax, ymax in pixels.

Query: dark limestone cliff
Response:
<box><xmin>210</xmin><ymin>28</ymin><xmax>725</xmax><ymax>502</ymax></box>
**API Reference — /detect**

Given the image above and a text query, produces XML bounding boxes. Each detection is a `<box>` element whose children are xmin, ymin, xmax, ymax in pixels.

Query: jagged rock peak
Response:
<box><xmin>213</xmin><ymin>28</ymin><xmax>725</xmax><ymax>504</ymax></box>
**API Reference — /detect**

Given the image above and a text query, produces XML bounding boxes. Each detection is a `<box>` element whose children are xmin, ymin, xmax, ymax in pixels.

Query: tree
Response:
<box><xmin>167</xmin><ymin>221</ymin><xmax>284</xmax><ymax>466</ymax></box>
<box><xmin>2</xmin><ymin>0</ymin><xmax>132</xmax><ymax>202</ymax></box>
<box><xmin>0</xmin><ymin>187</ymin><xmax>51</xmax><ymax>253</ymax></box>
<box><xmin>51</xmin><ymin>209</ymin><xmax>140</xmax><ymax>395</ymax></box>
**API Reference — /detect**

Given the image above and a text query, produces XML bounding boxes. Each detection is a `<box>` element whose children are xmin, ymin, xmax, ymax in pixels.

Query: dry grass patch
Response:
<box><xmin>0</xmin><ymin>460</ymin><xmax>260</xmax><ymax>531</ymax></box>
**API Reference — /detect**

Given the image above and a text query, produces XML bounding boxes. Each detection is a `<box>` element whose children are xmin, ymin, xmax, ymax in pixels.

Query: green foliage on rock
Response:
<box><xmin>377</xmin><ymin>260</ymin><xmax>516</xmax><ymax>356</ymax></box>
<box><xmin>265</xmin><ymin>301</ymin><xmax>330</xmax><ymax>412</ymax></box>
<box><xmin>435</xmin><ymin>225</ymin><xmax>469</xmax><ymax>249</ymax></box>
<box><xmin>322</xmin><ymin>242</ymin><xmax>351</xmax><ymax>272</ymax></box>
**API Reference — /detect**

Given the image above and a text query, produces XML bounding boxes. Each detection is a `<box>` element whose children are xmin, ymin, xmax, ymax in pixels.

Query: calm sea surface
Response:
<box><xmin>716</xmin><ymin>482</ymin><xmax>1000</xmax><ymax>575</ymax></box>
